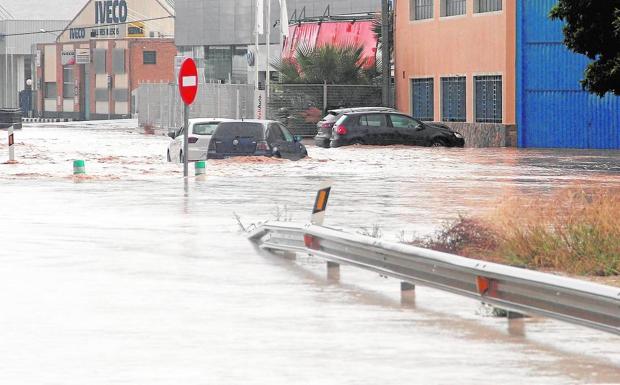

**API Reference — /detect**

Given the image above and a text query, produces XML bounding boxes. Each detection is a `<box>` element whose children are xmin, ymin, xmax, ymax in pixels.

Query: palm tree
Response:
<box><xmin>273</xmin><ymin>43</ymin><xmax>375</xmax><ymax>85</ymax></box>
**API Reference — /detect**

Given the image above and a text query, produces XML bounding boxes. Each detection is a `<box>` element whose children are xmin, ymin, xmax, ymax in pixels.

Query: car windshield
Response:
<box><xmin>214</xmin><ymin>122</ymin><xmax>264</xmax><ymax>138</ymax></box>
<box><xmin>192</xmin><ymin>122</ymin><xmax>219</xmax><ymax>135</ymax></box>
<box><xmin>281</xmin><ymin>126</ymin><xmax>295</xmax><ymax>142</ymax></box>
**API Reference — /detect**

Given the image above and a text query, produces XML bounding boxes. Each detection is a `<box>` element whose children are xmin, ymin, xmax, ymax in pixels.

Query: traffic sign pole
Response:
<box><xmin>183</xmin><ymin>104</ymin><xmax>189</xmax><ymax>177</ymax></box>
<box><xmin>177</xmin><ymin>58</ymin><xmax>198</xmax><ymax>178</ymax></box>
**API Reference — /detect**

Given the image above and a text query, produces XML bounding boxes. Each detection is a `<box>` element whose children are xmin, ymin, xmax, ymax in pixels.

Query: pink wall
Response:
<box><xmin>394</xmin><ymin>0</ymin><xmax>515</xmax><ymax>124</ymax></box>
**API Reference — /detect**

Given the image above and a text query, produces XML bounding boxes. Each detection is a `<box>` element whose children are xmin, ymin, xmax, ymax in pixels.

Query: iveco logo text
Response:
<box><xmin>95</xmin><ymin>0</ymin><xmax>128</xmax><ymax>24</ymax></box>
<box><xmin>69</xmin><ymin>28</ymin><xmax>86</xmax><ymax>39</ymax></box>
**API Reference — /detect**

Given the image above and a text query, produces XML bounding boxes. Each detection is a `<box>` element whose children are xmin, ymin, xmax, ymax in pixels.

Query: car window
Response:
<box><xmin>334</xmin><ymin>115</ymin><xmax>348</xmax><ymax>125</ymax></box>
<box><xmin>267</xmin><ymin>124</ymin><xmax>285</xmax><ymax>142</ymax></box>
<box><xmin>192</xmin><ymin>122</ymin><xmax>219</xmax><ymax>135</ymax></box>
<box><xmin>390</xmin><ymin>115</ymin><xmax>420</xmax><ymax>129</ymax></box>
<box><xmin>214</xmin><ymin>122</ymin><xmax>264</xmax><ymax>139</ymax></box>
<box><xmin>279</xmin><ymin>124</ymin><xmax>295</xmax><ymax>142</ymax></box>
<box><xmin>322</xmin><ymin>114</ymin><xmax>338</xmax><ymax>123</ymax></box>
<box><xmin>359</xmin><ymin>114</ymin><xmax>386</xmax><ymax>127</ymax></box>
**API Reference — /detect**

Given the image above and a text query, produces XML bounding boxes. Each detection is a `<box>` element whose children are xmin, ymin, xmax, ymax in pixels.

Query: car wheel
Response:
<box><xmin>167</xmin><ymin>150</ymin><xmax>171</xmax><ymax>162</ymax></box>
<box><xmin>351</xmin><ymin>138</ymin><xmax>365</xmax><ymax>146</ymax></box>
<box><xmin>431</xmin><ymin>138</ymin><xmax>448</xmax><ymax>147</ymax></box>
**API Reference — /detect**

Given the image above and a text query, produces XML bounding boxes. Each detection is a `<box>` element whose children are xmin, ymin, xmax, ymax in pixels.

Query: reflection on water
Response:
<box><xmin>1</xmin><ymin>121</ymin><xmax>619</xmax><ymax>384</ymax></box>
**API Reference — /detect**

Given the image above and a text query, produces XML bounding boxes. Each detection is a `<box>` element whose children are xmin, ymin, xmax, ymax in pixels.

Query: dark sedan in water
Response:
<box><xmin>329</xmin><ymin>111</ymin><xmax>465</xmax><ymax>148</ymax></box>
<box><xmin>314</xmin><ymin>107</ymin><xmax>395</xmax><ymax>148</ymax></box>
<box><xmin>207</xmin><ymin>120</ymin><xmax>308</xmax><ymax>160</ymax></box>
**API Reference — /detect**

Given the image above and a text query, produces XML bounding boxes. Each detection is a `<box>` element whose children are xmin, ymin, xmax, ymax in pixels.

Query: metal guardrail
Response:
<box><xmin>249</xmin><ymin>221</ymin><xmax>620</xmax><ymax>336</ymax></box>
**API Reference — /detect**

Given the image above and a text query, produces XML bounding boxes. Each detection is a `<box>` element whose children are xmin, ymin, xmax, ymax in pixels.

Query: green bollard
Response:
<box><xmin>195</xmin><ymin>160</ymin><xmax>206</xmax><ymax>176</ymax></box>
<box><xmin>73</xmin><ymin>160</ymin><xmax>86</xmax><ymax>175</ymax></box>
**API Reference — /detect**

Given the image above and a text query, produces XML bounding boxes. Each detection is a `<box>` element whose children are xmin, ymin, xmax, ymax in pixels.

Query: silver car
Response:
<box><xmin>167</xmin><ymin>118</ymin><xmax>233</xmax><ymax>162</ymax></box>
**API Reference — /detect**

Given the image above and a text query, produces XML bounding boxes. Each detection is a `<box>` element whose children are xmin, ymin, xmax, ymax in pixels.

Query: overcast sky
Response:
<box><xmin>1</xmin><ymin>0</ymin><xmax>84</xmax><ymax>20</ymax></box>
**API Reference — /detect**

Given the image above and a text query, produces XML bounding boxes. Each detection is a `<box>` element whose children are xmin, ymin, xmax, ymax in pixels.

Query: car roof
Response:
<box><xmin>328</xmin><ymin>107</ymin><xmax>395</xmax><ymax>114</ymax></box>
<box><xmin>341</xmin><ymin>111</ymin><xmax>407</xmax><ymax>117</ymax></box>
<box><xmin>189</xmin><ymin>118</ymin><xmax>234</xmax><ymax>124</ymax></box>
<box><xmin>218</xmin><ymin>119</ymin><xmax>281</xmax><ymax>126</ymax></box>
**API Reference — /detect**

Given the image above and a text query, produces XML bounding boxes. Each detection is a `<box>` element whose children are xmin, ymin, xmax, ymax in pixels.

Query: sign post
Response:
<box><xmin>178</xmin><ymin>58</ymin><xmax>198</xmax><ymax>177</ymax></box>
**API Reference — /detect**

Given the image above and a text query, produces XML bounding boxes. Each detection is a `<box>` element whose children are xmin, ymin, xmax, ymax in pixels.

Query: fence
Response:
<box><xmin>137</xmin><ymin>82</ymin><xmax>385</xmax><ymax>136</ymax></box>
<box><xmin>268</xmin><ymin>84</ymin><xmax>383</xmax><ymax>136</ymax></box>
<box><xmin>136</xmin><ymin>82</ymin><xmax>255</xmax><ymax>132</ymax></box>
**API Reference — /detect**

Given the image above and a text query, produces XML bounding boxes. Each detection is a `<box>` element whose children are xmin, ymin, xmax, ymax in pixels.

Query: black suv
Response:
<box><xmin>330</xmin><ymin>112</ymin><xmax>465</xmax><ymax>148</ymax></box>
<box><xmin>314</xmin><ymin>107</ymin><xmax>395</xmax><ymax>148</ymax></box>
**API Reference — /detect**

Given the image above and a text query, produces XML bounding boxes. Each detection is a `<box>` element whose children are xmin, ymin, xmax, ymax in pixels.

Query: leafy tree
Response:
<box><xmin>550</xmin><ymin>1</ymin><xmax>620</xmax><ymax>96</ymax></box>
<box><xmin>272</xmin><ymin>43</ymin><xmax>376</xmax><ymax>84</ymax></box>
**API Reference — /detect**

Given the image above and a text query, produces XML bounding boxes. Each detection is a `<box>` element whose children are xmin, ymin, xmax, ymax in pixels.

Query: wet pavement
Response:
<box><xmin>1</xmin><ymin>120</ymin><xmax>619</xmax><ymax>384</ymax></box>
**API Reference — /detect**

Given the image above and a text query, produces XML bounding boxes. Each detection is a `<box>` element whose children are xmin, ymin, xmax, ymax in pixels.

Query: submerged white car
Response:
<box><xmin>167</xmin><ymin>118</ymin><xmax>233</xmax><ymax>162</ymax></box>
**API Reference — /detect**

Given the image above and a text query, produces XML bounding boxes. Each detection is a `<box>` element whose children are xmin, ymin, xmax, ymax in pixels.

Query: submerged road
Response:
<box><xmin>1</xmin><ymin>120</ymin><xmax>619</xmax><ymax>384</ymax></box>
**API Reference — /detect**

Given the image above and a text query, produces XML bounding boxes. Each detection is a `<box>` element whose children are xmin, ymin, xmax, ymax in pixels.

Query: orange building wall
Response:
<box><xmin>394</xmin><ymin>0</ymin><xmax>516</xmax><ymax>124</ymax></box>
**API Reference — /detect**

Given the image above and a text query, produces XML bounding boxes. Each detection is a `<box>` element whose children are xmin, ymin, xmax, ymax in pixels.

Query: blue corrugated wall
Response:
<box><xmin>516</xmin><ymin>0</ymin><xmax>620</xmax><ymax>149</ymax></box>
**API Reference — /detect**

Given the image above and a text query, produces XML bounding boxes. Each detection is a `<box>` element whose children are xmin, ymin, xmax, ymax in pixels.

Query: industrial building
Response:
<box><xmin>174</xmin><ymin>0</ymin><xmax>382</xmax><ymax>86</ymax></box>
<box><xmin>35</xmin><ymin>0</ymin><xmax>176</xmax><ymax>120</ymax></box>
<box><xmin>0</xmin><ymin>19</ymin><xmax>69</xmax><ymax>110</ymax></box>
<box><xmin>394</xmin><ymin>0</ymin><xmax>620</xmax><ymax>149</ymax></box>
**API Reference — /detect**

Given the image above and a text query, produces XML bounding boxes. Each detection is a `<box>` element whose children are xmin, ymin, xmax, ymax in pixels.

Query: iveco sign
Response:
<box><xmin>95</xmin><ymin>0</ymin><xmax>128</xmax><ymax>24</ymax></box>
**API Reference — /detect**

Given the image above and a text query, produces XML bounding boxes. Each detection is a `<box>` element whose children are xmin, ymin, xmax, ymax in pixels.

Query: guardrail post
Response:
<box><xmin>508</xmin><ymin>312</ymin><xmax>526</xmax><ymax>337</ymax></box>
<box><xmin>327</xmin><ymin>261</ymin><xmax>340</xmax><ymax>282</ymax></box>
<box><xmin>311</xmin><ymin>181</ymin><xmax>332</xmax><ymax>225</ymax></box>
<box><xmin>401</xmin><ymin>282</ymin><xmax>416</xmax><ymax>306</ymax></box>
<box><xmin>8</xmin><ymin>124</ymin><xmax>15</xmax><ymax>161</ymax></box>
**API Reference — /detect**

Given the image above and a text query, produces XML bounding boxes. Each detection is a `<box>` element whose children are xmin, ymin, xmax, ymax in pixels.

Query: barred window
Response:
<box><xmin>411</xmin><ymin>78</ymin><xmax>434</xmax><ymax>121</ymax></box>
<box><xmin>476</xmin><ymin>0</ymin><xmax>502</xmax><ymax>13</ymax></box>
<box><xmin>143</xmin><ymin>51</ymin><xmax>157</xmax><ymax>65</ymax></box>
<box><xmin>475</xmin><ymin>75</ymin><xmax>502</xmax><ymax>123</ymax></box>
<box><xmin>411</xmin><ymin>0</ymin><xmax>433</xmax><ymax>20</ymax></box>
<box><xmin>444</xmin><ymin>0</ymin><xmax>466</xmax><ymax>16</ymax></box>
<box><xmin>63</xmin><ymin>66</ymin><xmax>74</xmax><ymax>99</ymax></box>
<box><xmin>441</xmin><ymin>76</ymin><xmax>466</xmax><ymax>122</ymax></box>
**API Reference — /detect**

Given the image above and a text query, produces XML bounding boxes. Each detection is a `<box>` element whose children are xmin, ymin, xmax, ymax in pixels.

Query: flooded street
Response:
<box><xmin>1</xmin><ymin>120</ymin><xmax>620</xmax><ymax>384</ymax></box>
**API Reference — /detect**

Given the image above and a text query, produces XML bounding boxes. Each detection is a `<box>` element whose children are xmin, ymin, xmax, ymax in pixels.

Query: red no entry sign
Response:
<box><xmin>178</xmin><ymin>58</ymin><xmax>198</xmax><ymax>105</ymax></box>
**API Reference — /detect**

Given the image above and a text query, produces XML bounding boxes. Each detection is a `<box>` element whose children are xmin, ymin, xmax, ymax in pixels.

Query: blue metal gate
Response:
<box><xmin>516</xmin><ymin>0</ymin><xmax>620</xmax><ymax>149</ymax></box>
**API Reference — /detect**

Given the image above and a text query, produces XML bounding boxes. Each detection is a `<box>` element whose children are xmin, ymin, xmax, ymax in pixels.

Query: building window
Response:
<box><xmin>475</xmin><ymin>75</ymin><xmax>502</xmax><ymax>123</ymax></box>
<box><xmin>95</xmin><ymin>89</ymin><xmax>109</xmax><ymax>101</ymax></box>
<box><xmin>476</xmin><ymin>0</ymin><xmax>502</xmax><ymax>13</ymax></box>
<box><xmin>411</xmin><ymin>78</ymin><xmax>434</xmax><ymax>121</ymax></box>
<box><xmin>441</xmin><ymin>76</ymin><xmax>466</xmax><ymax>122</ymax></box>
<box><xmin>443</xmin><ymin>0</ymin><xmax>466</xmax><ymax>16</ymax></box>
<box><xmin>411</xmin><ymin>0</ymin><xmax>433</xmax><ymax>20</ymax></box>
<box><xmin>205</xmin><ymin>46</ymin><xmax>232</xmax><ymax>83</ymax></box>
<box><xmin>94</xmin><ymin>49</ymin><xmax>106</xmax><ymax>74</ymax></box>
<box><xmin>143</xmin><ymin>51</ymin><xmax>157</xmax><ymax>65</ymax></box>
<box><xmin>232</xmin><ymin>47</ymin><xmax>248</xmax><ymax>84</ymax></box>
<box><xmin>44</xmin><ymin>82</ymin><xmax>57</xmax><ymax>99</ymax></box>
<box><xmin>112</xmin><ymin>49</ymin><xmax>126</xmax><ymax>74</ymax></box>
<box><xmin>63</xmin><ymin>66</ymin><xmax>74</xmax><ymax>99</ymax></box>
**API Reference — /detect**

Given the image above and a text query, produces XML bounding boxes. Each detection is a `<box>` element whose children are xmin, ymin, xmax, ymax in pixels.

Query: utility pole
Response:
<box><xmin>266</xmin><ymin>0</ymin><xmax>271</xmax><ymax>119</ymax></box>
<box><xmin>381</xmin><ymin>0</ymin><xmax>391</xmax><ymax>107</ymax></box>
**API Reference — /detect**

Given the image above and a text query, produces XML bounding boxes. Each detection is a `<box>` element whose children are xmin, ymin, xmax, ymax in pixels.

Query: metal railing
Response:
<box><xmin>248</xmin><ymin>221</ymin><xmax>620</xmax><ymax>336</ymax></box>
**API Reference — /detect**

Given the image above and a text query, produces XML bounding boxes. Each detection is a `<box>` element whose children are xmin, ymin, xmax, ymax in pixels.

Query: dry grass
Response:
<box><xmin>410</xmin><ymin>187</ymin><xmax>620</xmax><ymax>277</ymax></box>
<box><xmin>492</xmin><ymin>187</ymin><xmax>620</xmax><ymax>276</ymax></box>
